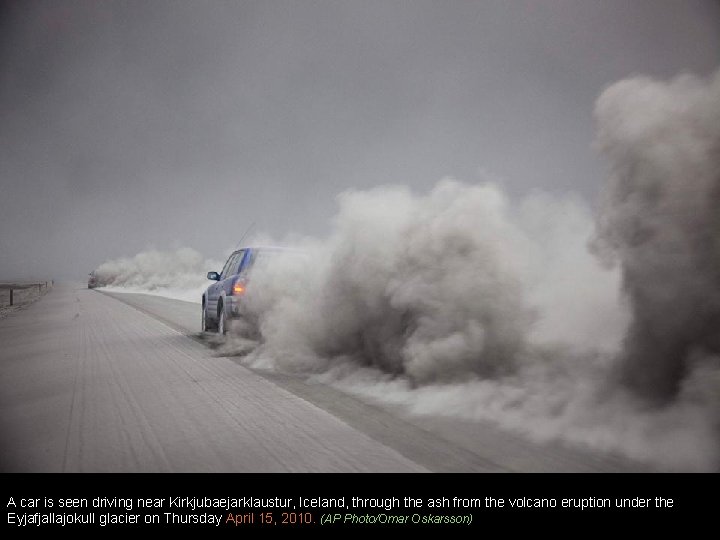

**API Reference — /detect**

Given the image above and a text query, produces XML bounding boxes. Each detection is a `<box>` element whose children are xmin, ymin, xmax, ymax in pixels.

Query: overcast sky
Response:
<box><xmin>1</xmin><ymin>0</ymin><xmax>718</xmax><ymax>280</ymax></box>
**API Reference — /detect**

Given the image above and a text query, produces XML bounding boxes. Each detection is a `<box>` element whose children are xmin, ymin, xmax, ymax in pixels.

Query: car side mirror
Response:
<box><xmin>207</xmin><ymin>271</ymin><xmax>221</xmax><ymax>281</ymax></box>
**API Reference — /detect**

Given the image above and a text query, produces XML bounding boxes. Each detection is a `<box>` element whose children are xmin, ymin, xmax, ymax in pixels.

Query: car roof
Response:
<box><xmin>233</xmin><ymin>245</ymin><xmax>301</xmax><ymax>254</ymax></box>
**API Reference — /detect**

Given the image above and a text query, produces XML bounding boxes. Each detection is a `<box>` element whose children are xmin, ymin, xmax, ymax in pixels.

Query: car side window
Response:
<box><xmin>228</xmin><ymin>250</ymin><xmax>246</xmax><ymax>276</ymax></box>
<box><xmin>220</xmin><ymin>253</ymin><xmax>238</xmax><ymax>279</ymax></box>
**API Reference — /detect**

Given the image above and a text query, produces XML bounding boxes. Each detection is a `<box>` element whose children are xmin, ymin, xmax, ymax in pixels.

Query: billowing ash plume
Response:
<box><xmin>239</xmin><ymin>179</ymin><xmax>625</xmax><ymax>382</ymax></box>
<box><xmin>592</xmin><ymin>70</ymin><xmax>720</xmax><ymax>402</ymax></box>
<box><xmin>281</xmin><ymin>182</ymin><xmax>534</xmax><ymax>383</ymax></box>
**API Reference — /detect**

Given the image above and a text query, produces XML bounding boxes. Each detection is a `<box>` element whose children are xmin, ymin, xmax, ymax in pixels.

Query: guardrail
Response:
<box><xmin>0</xmin><ymin>281</ymin><xmax>54</xmax><ymax>308</ymax></box>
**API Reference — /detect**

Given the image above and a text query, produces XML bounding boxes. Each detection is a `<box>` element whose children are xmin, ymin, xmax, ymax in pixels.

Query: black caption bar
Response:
<box><xmin>1</xmin><ymin>473</ymin><xmax>711</xmax><ymax>531</ymax></box>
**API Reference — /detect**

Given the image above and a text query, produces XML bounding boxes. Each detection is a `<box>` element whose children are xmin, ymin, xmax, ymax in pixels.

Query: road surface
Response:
<box><xmin>0</xmin><ymin>284</ymin><xmax>646</xmax><ymax>472</ymax></box>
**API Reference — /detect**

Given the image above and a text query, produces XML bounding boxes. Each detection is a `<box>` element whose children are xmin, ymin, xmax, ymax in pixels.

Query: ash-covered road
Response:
<box><xmin>0</xmin><ymin>284</ymin><xmax>644</xmax><ymax>472</ymax></box>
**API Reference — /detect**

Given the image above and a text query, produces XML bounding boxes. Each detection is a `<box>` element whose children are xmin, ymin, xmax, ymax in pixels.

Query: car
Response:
<box><xmin>88</xmin><ymin>272</ymin><xmax>98</xmax><ymax>289</ymax></box>
<box><xmin>202</xmin><ymin>246</ymin><xmax>292</xmax><ymax>335</ymax></box>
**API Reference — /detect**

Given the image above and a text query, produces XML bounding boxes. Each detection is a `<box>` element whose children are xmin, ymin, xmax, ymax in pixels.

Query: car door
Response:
<box><xmin>217</xmin><ymin>251</ymin><xmax>244</xmax><ymax>308</ymax></box>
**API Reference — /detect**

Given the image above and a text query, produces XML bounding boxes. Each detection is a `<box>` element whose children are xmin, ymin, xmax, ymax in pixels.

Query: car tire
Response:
<box><xmin>202</xmin><ymin>305</ymin><xmax>210</xmax><ymax>332</ymax></box>
<box><xmin>218</xmin><ymin>303</ymin><xmax>228</xmax><ymax>335</ymax></box>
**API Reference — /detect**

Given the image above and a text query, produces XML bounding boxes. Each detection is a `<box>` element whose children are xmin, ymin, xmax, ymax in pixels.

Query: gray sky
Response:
<box><xmin>1</xmin><ymin>0</ymin><xmax>718</xmax><ymax>280</ymax></box>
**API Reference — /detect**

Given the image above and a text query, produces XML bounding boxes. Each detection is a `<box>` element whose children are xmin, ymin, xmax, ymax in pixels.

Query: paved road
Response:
<box><xmin>0</xmin><ymin>284</ymin><xmax>647</xmax><ymax>472</ymax></box>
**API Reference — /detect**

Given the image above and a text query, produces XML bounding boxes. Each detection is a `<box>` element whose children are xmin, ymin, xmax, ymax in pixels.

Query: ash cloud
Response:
<box><xmin>592</xmin><ymin>70</ymin><xmax>720</xmax><ymax>402</ymax></box>
<box><xmin>239</xmin><ymin>180</ymin><xmax>626</xmax><ymax>383</ymax></box>
<box><xmin>93</xmin><ymin>247</ymin><xmax>222</xmax><ymax>303</ymax></box>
